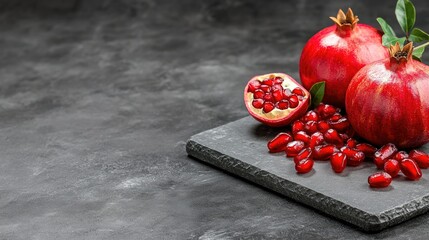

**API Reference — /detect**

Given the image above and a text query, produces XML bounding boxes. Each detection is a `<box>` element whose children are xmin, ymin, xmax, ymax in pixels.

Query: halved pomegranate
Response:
<box><xmin>244</xmin><ymin>73</ymin><xmax>310</xmax><ymax>127</ymax></box>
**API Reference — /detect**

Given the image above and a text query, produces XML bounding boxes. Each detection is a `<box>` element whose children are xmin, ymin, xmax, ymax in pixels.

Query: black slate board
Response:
<box><xmin>186</xmin><ymin>117</ymin><xmax>429</xmax><ymax>232</ymax></box>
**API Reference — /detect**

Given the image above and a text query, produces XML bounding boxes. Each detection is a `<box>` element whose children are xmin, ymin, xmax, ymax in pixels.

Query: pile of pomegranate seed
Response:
<box><xmin>248</xmin><ymin>76</ymin><xmax>306</xmax><ymax>113</ymax></box>
<box><xmin>267</xmin><ymin>103</ymin><xmax>429</xmax><ymax>188</ymax></box>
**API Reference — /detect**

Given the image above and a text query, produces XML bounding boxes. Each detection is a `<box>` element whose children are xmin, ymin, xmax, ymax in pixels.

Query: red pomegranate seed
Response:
<box><xmin>368</xmin><ymin>172</ymin><xmax>392</xmax><ymax>188</ymax></box>
<box><xmin>394</xmin><ymin>151</ymin><xmax>409</xmax><ymax>161</ymax></box>
<box><xmin>330</xmin><ymin>152</ymin><xmax>347</xmax><ymax>173</ymax></box>
<box><xmin>409</xmin><ymin>150</ymin><xmax>429</xmax><ymax>169</ymax></box>
<box><xmin>288</xmin><ymin>95</ymin><xmax>299</xmax><ymax>108</ymax></box>
<box><xmin>276</xmin><ymin>100</ymin><xmax>289</xmax><ymax>110</ymax></box>
<box><xmin>294</xmin><ymin>148</ymin><xmax>313</xmax><ymax>164</ymax></box>
<box><xmin>248</xmin><ymin>80</ymin><xmax>261</xmax><ymax>93</ymax></box>
<box><xmin>292</xmin><ymin>120</ymin><xmax>305</xmax><ymax>135</ymax></box>
<box><xmin>273</xmin><ymin>76</ymin><xmax>283</xmax><ymax>84</ymax></box>
<box><xmin>313</xmin><ymin>144</ymin><xmax>338</xmax><ymax>160</ymax></box>
<box><xmin>303</xmin><ymin>110</ymin><xmax>319</xmax><ymax>122</ymax></box>
<box><xmin>342</xmin><ymin>147</ymin><xmax>365</xmax><ymax>166</ymax></box>
<box><xmin>304</xmin><ymin>121</ymin><xmax>318</xmax><ymax>134</ymax></box>
<box><xmin>295</xmin><ymin>158</ymin><xmax>314</xmax><ymax>174</ymax></box>
<box><xmin>346</xmin><ymin>138</ymin><xmax>357</xmax><ymax>148</ymax></box>
<box><xmin>272</xmin><ymin>89</ymin><xmax>283</xmax><ymax>102</ymax></box>
<box><xmin>263</xmin><ymin>102</ymin><xmax>275</xmax><ymax>113</ymax></box>
<box><xmin>374</xmin><ymin>143</ymin><xmax>398</xmax><ymax>169</ymax></box>
<box><xmin>400</xmin><ymin>159</ymin><xmax>422</xmax><ymax>180</ymax></box>
<box><xmin>309</xmin><ymin>132</ymin><xmax>324</xmax><ymax>149</ymax></box>
<box><xmin>292</xmin><ymin>87</ymin><xmax>305</xmax><ymax>97</ymax></box>
<box><xmin>355</xmin><ymin>143</ymin><xmax>377</xmax><ymax>157</ymax></box>
<box><xmin>267</xmin><ymin>132</ymin><xmax>293</xmax><ymax>153</ymax></box>
<box><xmin>260</xmin><ymin>84</ymin><xmax>271</xmax><ymax>92</ymax></box>
<box><xmin>263</xmin><ymin>78</ymin><xmax>274</xmax><ymax>86</ymax></box>
<box><xmin>294</xmin><ymin>131</ymin><xmax>311</xmax><ymax>144</ymax></box>
<box><xmin>253</xmin><ymin>89</ymin><xmax>264</xmax><ymax>99</ymax></box>
<box><xmin>317</xmin><ymin>120</ymin><xmax>330</xmax><ymax>133</ymax></box>
<box><xmin>263</xmin><ymin>93</ymin><xmax>274</xmax><ymax>102</ymax></box>
<box><xmin>384</xmin><ymin>159</ymin><xmax>400</xmax><ymax>177</ymax></box>
<box><xmin>324</xmin><ymin>129</ymin><xmax>343</xmax><ymax>145</ymax></box>
<box><xmin>329</xmin><ymin>113</ymin><xmax>342</xmax><ymax>122</ymax></box>
<box><xmin>319</xmin><ymin>104</ymin><xmax>337</xmax><ymax>119</ymax></box>
<box><xmin>283</xmin><ymin>89</ymin><xmax>292</xmax><ymax>98</ymax></box>
<box><xmin>285</xmin><ymin>141</ymin><xmax>305</xmax><ymax>157</ymax></box>
<box><xmin>271</xmin><ymin>84</ymin><xmax>283</xmax><ymax>92</ymax></box>
<box><xmin>328</xmin><ymin>117</ymin><xmax>350</xmax><ymax>132</ymax></box>
<box><xmin>252</xmin><ymin>99</ymin><xmax>264</xmax><ymax>109</ymax></box>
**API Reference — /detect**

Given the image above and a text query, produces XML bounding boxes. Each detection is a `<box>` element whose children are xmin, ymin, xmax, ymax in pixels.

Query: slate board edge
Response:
<box><xmin>186</xmin><ymin>138</ymin><xmax>429</xmax><ymax>232</ymax></box>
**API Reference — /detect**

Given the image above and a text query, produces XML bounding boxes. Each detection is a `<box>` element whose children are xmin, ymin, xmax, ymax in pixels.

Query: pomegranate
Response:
<box><xmin>368</xmin><ymin>172</ymin><xmax>392</xmax><ymax>188</ymax></box>
<box><xmin>295</xmin><ymin>158</ymin><xmax>314</xmax><ymax>174</ymax></box>
<box><xmin>384</xmin><ymin>159</ymin><xmax>400</xmax><ymax>177</ymax></box>
<box><xmin>400</xmin><ymin>159</ymin><xmax>422</xmax><ymax>180</ymax></box>
<box><xmin>330</xmin><ymin>152</ymin><xmax>347</xmax><ymax>173</ymax></box>
<box><xmin>244</xmin><ymin>73</ymin><xmax>310</xmax><ymax>127</ymax></box>
<box><xmin>299</xmin><ymin>8</ymin><xmax>389</xmax><ymax>108</ymax></box>
<box><xmin>346</xmin><ymin>42</ymin><xmax>429</xmax><ymax>148</ymax></box>
<box><xmin>267</xmin><ymin>132</ymin><xmax>293</xmax><ymax>153</ymax></box>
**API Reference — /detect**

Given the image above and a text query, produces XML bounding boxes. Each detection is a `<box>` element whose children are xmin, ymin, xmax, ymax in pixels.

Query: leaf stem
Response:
<box><xmin>414</xmin><ymin>41</ymin><xmax>429</xmax><ymax>50</ymax></box>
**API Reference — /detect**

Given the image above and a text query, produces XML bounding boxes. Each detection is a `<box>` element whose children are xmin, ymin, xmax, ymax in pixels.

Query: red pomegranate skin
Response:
<box><xmin>345</xmin><ymin>58</ymin><xmax>429</xmax><ymax>148</ymax></box>
<box><xmin>300</xmin><ymin>24</ymin><xmax>389</xmax><ymax>108</ymax></box>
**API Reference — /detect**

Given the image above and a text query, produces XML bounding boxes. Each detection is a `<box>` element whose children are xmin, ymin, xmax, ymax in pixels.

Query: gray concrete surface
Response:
<box><xmin>1</xmin><ymin>0</ymin><xmax>429</xmax><ymax>239</ymax></box>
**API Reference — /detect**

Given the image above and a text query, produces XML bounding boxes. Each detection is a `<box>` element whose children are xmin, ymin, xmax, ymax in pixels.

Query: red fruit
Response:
<box><xmin>285</xmin><ymin>141</ymin><xmax>306</xmax><ymax>157</ymax></box>
<box><xmin>294</xmin><ymin>148</ymin><xmax>313</xmax><ymax>164</ymax></box>
<box><xmin>330</xmin><ymin>152</ymin><xmax>347</xmax><ymax>173</ymax></box>
<box><xmin>267</xmin><ymin>132</ymin><xmax>293</xmax><ymax>153</ymax></box>
<box><xmin>300</xmin><ymin>8</ymin><xmax>388</xmax><ymax>108</ymax></box>
<box><xmin>409</xmin><ymin>150</ymin><xmax>429</xmax><ymax>169</ymax></box>
<box><xmin>346</xmin><ymin>138</ymin><xmax>357</xmax><ymax>148</ymax></box>
<box><xmin>294</xmin><ymin>131</ymin><xmax>311</xmax><ymax>144</ymax></box>
<box><xmin>346</xmin><ymin>42</ymin><xmax>429</xmax><ymax>148</ymax></box>
<box><xmin>400</xmin><ymin>159</ymin><xmax>422</xmax><ymax>180</ymax></box>
<box><xmin>324</xmin><ymin>129</ymin><xmax>343</xmax><ymax>145</ymax></box>
<box><xmin>315</xmin><ymin>103</ymin><xmax>337</xmax><ymax>119</ymax></box>
<box><xmin>342</xmin><ymin>147</ymin><xmax>365</xmax><ymax>166</ymax></box>
<box><xmin>292</xmin><ymin>120</ymin><xmax>305</xmax><ymax>135</ymax></box>
<box><xmin>373</xmin><ymin>143</ymin><xmax>398</xmax><ymax>169</ymax></box>
<box><xmin>328</xmin><ymin>117</ymin><xmax>350</xmax><ymax>133</ymax></box>
<box><xmin>303</xmin><ymin>110</ymin><xmax>319</xmax><ymax>122</ymax></box>
<box><xmin>317</xmin><ymin>120</ymin><xmax>330</xmax><ymax>133</ymax></box>
<box><xmin>355</xmin><ymin>143</ymin><xmax>376</xmax><ymax>157</ymax></box>
<box><xmin>329</xmin><ymin>113</ymin><xmax>342</xmax><ymax>122</ymax></box>
<box><xmin>384</xmin><ymin>159</ymin><xmax>400</xmax><ymax>177</ymax></box>
<box><xmin>368</xmin><ymin>172</ymin><xmax>392</xmax><ymax>188</ymax></box>
<box><xmin>313</xmin><ymin>144</ymin><xmax>338</xmax><ymax>160</ymax></box>
<box><xmin>394</xmin><ymin>151</ymin><xmax>409</xmax><ymax>161</ymax></box>
<box><xmin>304</xmin><ymin>121</ymin><xmax>318</xmax><ymax>134</ymax></box>
<box><xmin>244</xmin><ymin>73</ymin><xmax>310</xmax><ymax>127</ymax></box>
<box><xmin>295</xmin><ymin>158</ymin><xmax>314</xmax><ymax>174</ymax></box>
<box><xmin>309</xmin><ymin>132</ymin><xmax>325</xmax><ymax>149</ymax></box>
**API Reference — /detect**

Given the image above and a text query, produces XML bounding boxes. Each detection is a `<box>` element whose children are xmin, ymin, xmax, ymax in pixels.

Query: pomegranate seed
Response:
<box><xmin>313</xmin><ymin>144</ymin><xmax>338</xmax><ymax>160</ymax></box>
<box><xmin>294</xmin><ymin>148</ymin><xmax>312</xmax><ymax>164</ymax></box>
<box><xmin>400</xmin><ymin>159</ymin><xmax>422</xmax><ymax>180</ymax></box>
<box><xmin>368</xmin><ymin>172</ymin><xmax>392</xmax><ymax>188</ymax></box>
<box><xmin>276</xmin><ymin>100</ymin><xmax>289</xmax><ymax>110</ymax></box>
<box><xmin>253</xmin><ymin>89</ymin><xmax>264</xmax><ymax>99</ymax></box>
<box><xmin>263</xmin><ymin>101</ymin><xmax>275</xmax><ymax>113</ymax></box>
<box><xmin>339</xmin><ymin>133</ymin><xmax>350</xmax><ymax>141</ymax></box>
<box><xmin>342</xmin><ymin>147</ymin><xmax>365</xmax><ymax>166</ymax></box>
<box><xmin>294</xmin><ymin>131</ymin><xmax>311</xmax><ymax>144</ymax></box>
<box><xmin>409</xmin><ymin>150</ymin><xmax>429</xmax><ymax>169</ymax></box>
<box><xmin>295</xmin><ymin>158</ymin><xmax>314</xmax><ymax>174</ymax></box>
<box><xmin>304</xmin><ymin>121</ymin><xmax>318</xmax><ymax>134</ymax></box>
<box><xmin>288</xmin><ymin>95</ymin><xmax>299</xmax><ymax>108</ymax></box>
<box><xmin>309</xmin><ymin>132</ymin><xmax>324</xmax><ymax>149</ymax></box>
<box><xmin>319</xmin><ymin>104</ymin><xmax>337</xmax><ymax>119</ymax></box>
<box><xmin>346</xmin><ymin>138</ymin><xmax>357</xmax><ymax>148</ymax></box>
<box><xmin>355</xmin><ymin>143</ymin><xmax>377</xmax><ymax>157</ymax></box>
<box><xmin>273</xmin><ymin>76</ymin><xmax>283</xmax><ymax>84</ymax></box>
<box><xmin>329</xmin><ymin>113</ymin><xmax>342</xmax><ymax>122</ymax></box>
<box><xmin>328</xmin><ymin>117</ymin><xmax>350</xmax><ymax>132</ymax></box>
<box><xmin>263</xmin><ymin>78</ymin><xmax>274</xmax><ymax>86</ymax></box>
<box><xmin>271</xmin><ymin>84</ymin><xmax>283</xmax><ymax>92</ymax></box>
<box><xmin>272</xmin><ymin>89</ymin><xmax>283</xmax><ymax>102</ymax></box>
<box><xmin>324</xmin><ymin>129</ymin><xmax>343</xmax><ymax>146</ymax></box>
<box><xmin>283</xmin><ymin>89</ymin><xmax>292</xmax><ymax>98</ymax></box>
<box><xmin>252</xmin><ymin>99</ymin><xmax>264</xmax><ymax>109</ymax></box>
<box><xmin>292</xmin><ymin>87</ymin><xmax>305</xmax><ymax>97</ymax></box>
<box><xmin>263</xmin><ymin>93</ymin><xmax>274</xmax><ymax>102</ymax></box>
<box><xmin>248</xmin><ymin>80</ymin><xmax>261</xmax><ymax>93</ymax></box>
<box><xmin>374</xmin><ymin>143</ymin><xmax>398</xmax><ymax>169</ymax></box>
<box><xmin>394</xmin><ymin>151</ymin><xmax>409</xmax><ymax>161</ymax></box>
<box><xmin>303</xmin><ymin>110</ymin><xmax>319</xmax><ymax>122</ymax></box>
<box><xmin>317</xmin><ymin>120</ymin><xmax>330</xmax><ymax>133</ymax></box>
<box><xmin>330</xmin><ymin>152</ymin><xmax>347</xmax><ymax>173</ymax></box>
<box><xmin>267</xmin><ymin>132</ymin><xmax>293</xmax><ymax>153</ymax></box>
<box><xmin>285</xmin><ymin>141</ymin><xmax>305</xmax><ymax>157</ymax></box>
<box><xmin>260</xmin><ymin>84</ymin><xmax>271</xmax><ymax>92</ymax></box>
<box><xmin>384</xmin><ymin>159</ymin><xmax>400</xmax><ymax>177</ymax></box>
<box><xmin>292</xmin><ymin>120</ymin><xmax>305</xmax><ymax>135</ymax></box>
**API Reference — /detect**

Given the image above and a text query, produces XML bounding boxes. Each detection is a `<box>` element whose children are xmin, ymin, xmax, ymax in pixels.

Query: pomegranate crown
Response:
<box><xmin>389</xmin><ymin>42</ymin><xmax>413</xmax><ymax>62</ymax></box>
<box><xmin>330</xmin><ymin>8</ymin><xmax>359</xmax><ymax>30</ymax></box>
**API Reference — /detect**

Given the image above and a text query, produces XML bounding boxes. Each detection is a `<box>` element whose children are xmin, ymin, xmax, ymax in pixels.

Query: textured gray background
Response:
<box><xmin>1</xmin><ymin>0</ymin><xmax>429</xmax><ymax>239</ymax></box>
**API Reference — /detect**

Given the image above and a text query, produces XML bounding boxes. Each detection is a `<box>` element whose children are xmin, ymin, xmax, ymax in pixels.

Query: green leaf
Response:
<box><xmin>413</xmin><ymin>46</ymin><xmax>425</xmax><ymax>59</ymax></box>
<box><xmin>382</xmin><ymin>35</ymin><xmax>406</xmax><ymax>47</ymax></box>
<box><xmin>377</xmin><ymin>17</ymin><xmax>397</xmax><ymax>37</ymax></box>
<box><xmin>410</xmin><ymin>28</ymin><xmax>429</xmax><ymax>43</ymax></box>
<box><xmin>309</xmin><ymin>81</ymin><xmax>325</xmax><ymax>108</ymax></box>
<box><xmin>395</xmin><ymin>0</ymin><xmax>416</xmax><ymax>35</ymax></box>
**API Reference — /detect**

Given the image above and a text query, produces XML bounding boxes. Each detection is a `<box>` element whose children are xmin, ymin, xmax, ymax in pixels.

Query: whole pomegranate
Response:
<box><xmin>299</xmin><ymin>8</ymin><xmax>389</xmax><ymax>108</ymax></box>
<box><xmin>346</xmin><ymin>42</ymin><xmax>429</xmax><ymax>148</ymax></box>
